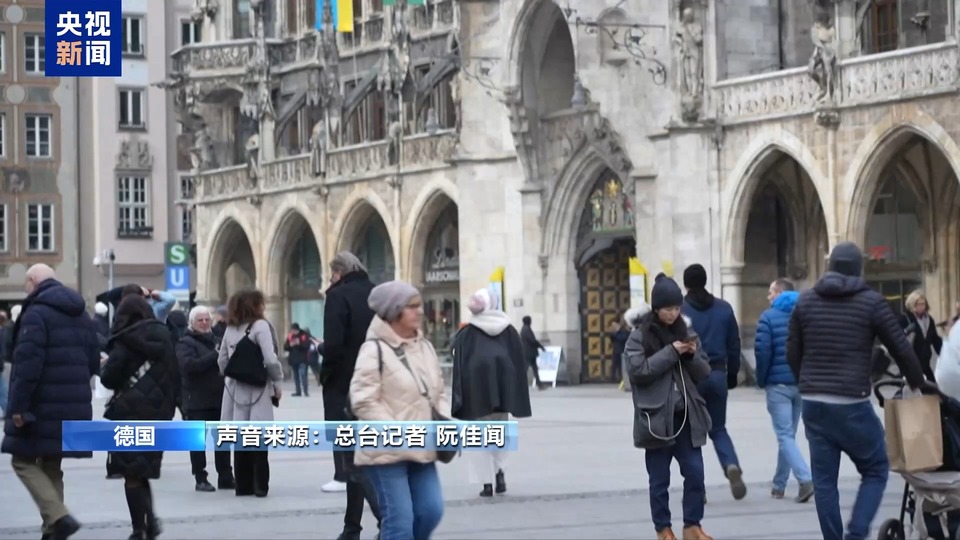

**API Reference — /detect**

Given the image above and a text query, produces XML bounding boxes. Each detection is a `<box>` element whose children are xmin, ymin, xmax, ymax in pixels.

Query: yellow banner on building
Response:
<box><xmin>629</xmin><ymin>258</ymin><xmax>648</xmax><ymax>306</ymax></box>
<box><xmin>489</xmin><ymin>267</ymin><xmax>505</xmax><ymax>311</ymax></box>
<box><xmin>335</xmin><ymin>0</ymin><xmax>353</xmax><ymax>32</ymax></box>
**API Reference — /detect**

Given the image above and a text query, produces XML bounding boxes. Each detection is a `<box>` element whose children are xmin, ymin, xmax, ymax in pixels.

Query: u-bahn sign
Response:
<box><xmin>165</xmin><ymin>242</ymin><xmax>191</xmax><ymax>300</ymax></box>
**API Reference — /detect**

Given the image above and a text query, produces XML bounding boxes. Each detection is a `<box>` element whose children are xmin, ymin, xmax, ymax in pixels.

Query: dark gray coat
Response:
<box><xmin>625</xmin><ymin>310</ymin><xmax>712</xmax><ymax>450</ymax></box>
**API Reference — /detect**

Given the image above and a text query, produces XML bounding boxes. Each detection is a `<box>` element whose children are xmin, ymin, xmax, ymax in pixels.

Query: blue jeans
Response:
<box><xmin>365</xmin><ymin>461</ymin><xmax>444</xmax><ymax>540</ymax></box>
<box><xmin>645</xmin><ymin>415</ymin><xmax>706</xmax><ymax>532</ymax></box>
<box><xmin>766</xmin><ymin>385</ymin><xmax>812</xmax><ymax>490</ymax></box>
<box><xmin>0</xmin><ymin>368</ymin><xmax>7</xmax><ymax>416</ymax></box>
<box><xmin>802</xmin><ymin>400</ymin><xmax>889</xmax><ymax>540</ymax></box>
<box><xmin>292</xmin><ymin>363</ymin><xmax>308</xmax><ymax>395</ymax></box>
<box><xmin>697</xmin><ymin>369</ymin><xmax>740</xmax><ymax>469</ymax></box>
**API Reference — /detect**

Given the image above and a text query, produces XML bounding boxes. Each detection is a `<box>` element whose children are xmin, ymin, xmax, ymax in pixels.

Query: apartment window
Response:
<box><xmin>118</xmin><ymin>89</ymin><xmax>145</xmax><ymax>128</ymax></box>
<box><xmin>24</xmin><ymin>33</ymin><xmax>45</xmax><ymax>74</ymax></box>
<box><xmin>122</xmin><ymin>16</ymin><xmax>144</xmax><ymax>56</ymax></box>
<box><xmin>181</xmin><ymin>206</ymin><xmax>194</xmax><ymax>242</ymax></box>
<box><xmin>0</xmin><ymin>204</ymin><xmax>7</xmax><ymax>252</ymax></box>
<box><xmin>0</xmin><ymin>33</ymin><xmax>7</xmax><ymax>73</ymax></box>
<box><xmin>181</xmin><ymin>19</ymin><xmax>201</xmax><ymax>45</ymax></box>
<box><xmin>25</xmin><ymin>114</ymin><xmax>52</xmax><ymax>158</ymax></box>
<box><xmin>26</xmin><ymin>203</ymin><xmax>54</xmax><ymax>253</ymax></box>
<box><xmin>0</xmin><ymin>114</ymin><xmax>6</xmax><ymax>158</ymax></box>
<box><xmin>117</xmin><ymin>176</ymin><xmax>151</xmax><ymax>237</ymax></box>
<box><xmin>234</xmin><ymin>0</ymin><xmax>252</xmax><ymax>39</ymax></box>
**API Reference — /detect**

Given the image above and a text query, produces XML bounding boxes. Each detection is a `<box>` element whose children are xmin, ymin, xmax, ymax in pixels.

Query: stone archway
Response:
<box><xmin>205</xmin><ymin>218</ymin><xmax>257</xmax><ymax>304</ymax></box>
<box><xmin>335</xmin><ymin>199</ymin><xmax>396</xmax><ymax>285</ymax></box>
<box><xmin>739</xmin><ymin>153</ymin><xmax>829</xmax><ymax>345</ymax></box>
<box><xmin>265</xmin><ymin>209</ymin><xmax>324</xmax><ymax>336</ymax></box>
<box><xmin>849</xmin><ymin>129</ymin><xmax>960</xmax><ymax>317</ymax></box>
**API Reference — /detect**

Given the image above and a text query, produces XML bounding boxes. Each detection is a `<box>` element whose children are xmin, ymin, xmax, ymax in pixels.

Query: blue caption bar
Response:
<box><xmin>62</xmin><ymin>421</ymin><xmax>519</xmax><ymax>452</ymax></box>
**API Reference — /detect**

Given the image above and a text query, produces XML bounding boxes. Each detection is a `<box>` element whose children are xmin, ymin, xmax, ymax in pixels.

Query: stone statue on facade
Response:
<box><xmin>449</xmin><ymin>74</ymin><xmax>461</xmax><ymax>130</ymax></box>
<box><xmin>192</xmin><ymin>0</ymin><xmax>218</xmax><ymax>41</ymax></box>
<box><xmin>245</xmin><ymin>134</ymin><xmax>260</xmax><ymax>181</ymax></box>
<box><xmin>808</xmin><ymin>0</ymin><xmax>838</xmax><ymax>104</ymax></box>
<box><xmin>387</xmin><ymin>121</ymin><xmax>403</xmax><ymax>166</ymax></box>
<box><xmin>190</xmin><ymin>126</ymin><xmax>216</xmax><ymax>171</ymax></box>
<box><xmin>310</xmin><ymin>120</ymin><xmax>327</xmax><ymax>177</ymax></box>
<box><xmin>675</xmin><ymin>7</ymin><xmax>704</xmax><ymax>122</ymax></box>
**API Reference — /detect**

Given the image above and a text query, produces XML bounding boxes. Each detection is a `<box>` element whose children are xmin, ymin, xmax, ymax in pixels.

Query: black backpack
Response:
<box><xmin>223</xmin><ymin>323</ymin><xmax>268</xmax><ymax>387</ymax></box>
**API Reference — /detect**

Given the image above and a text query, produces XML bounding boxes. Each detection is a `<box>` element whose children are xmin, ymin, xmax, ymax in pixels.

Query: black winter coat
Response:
<box><xmin>787</xmin><ymin>272</ymin><xmax>927</xmax><ymax>399</ymax></box>
<box><xmin>100</xmin><ymin>319</ymin><xmax>180</xmax><ymax>479</ymax></box>
<box><xmin>176</xmin><ymin>330</ymin><xmax>223</xmax><ymax>411</ymax></box>
<box><xmin>451</xmin><ymin>324</ymin><xmax>532</xmax><ymax>420</ymax></box>
<box><xmin>321</xmin><ymin>271</ymin><xmax>376</xmax><ymax>397</ymax></box>
<box><xmin>1</xmin><ymin>279</ymin><xmax>100</xmax><ymax>458</ymax></box>
<box><xmin>520</xmin><ymin>325</ymin><xmax>544</xmax><ymax>361</ymax></box>
<box><xmin>900</xmin><ymin>312</ymin><xmax>943</xmax><ymax>381</ymax></box>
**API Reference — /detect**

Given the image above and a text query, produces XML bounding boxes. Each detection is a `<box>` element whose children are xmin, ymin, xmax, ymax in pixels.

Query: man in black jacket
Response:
<box><xmin>321</xmin><ymin>251</ymin><xmax>381</xmax><ymax>540</ymax></box>
<box><xmin>787</xmin><ymin>242</ymin><xmax>930</xmax><ymax>540</ymax></box>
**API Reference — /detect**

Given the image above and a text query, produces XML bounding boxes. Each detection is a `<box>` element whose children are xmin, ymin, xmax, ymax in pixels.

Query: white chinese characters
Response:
<box><xmin>53</xmin><ymin>9</ymin><xmax>113</xmax><ymax>68</ymax></box>
<box><xmin>112</xmin><ymin>425</ymin><xmax>156</xmax><ymax>447</ymax></box>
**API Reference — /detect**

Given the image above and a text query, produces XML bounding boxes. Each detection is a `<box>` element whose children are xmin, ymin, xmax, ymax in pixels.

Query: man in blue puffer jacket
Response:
<box><xmin>755</xmin><ymin>278</ymin><xmax>813</xmax><ymax>504</ymax></box>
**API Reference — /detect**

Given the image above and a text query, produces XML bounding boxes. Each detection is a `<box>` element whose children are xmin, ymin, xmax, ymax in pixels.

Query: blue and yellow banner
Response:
<box><xmin>316</xmin><ymin>0</ymin><xmax>354</xmax><ymax>32</ymax></box>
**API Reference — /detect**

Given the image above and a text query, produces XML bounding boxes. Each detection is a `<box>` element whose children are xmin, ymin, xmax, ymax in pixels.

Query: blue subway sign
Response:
<box><xmin>45</xmin><ymin>0</ymin><xmax>122</xmax><ymax>77</ymax></box>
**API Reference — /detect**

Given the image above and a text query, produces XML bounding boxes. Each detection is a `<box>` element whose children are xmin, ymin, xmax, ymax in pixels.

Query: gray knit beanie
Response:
<box><xmin>368</xmin><ymin>281</ymin><xmax>420</xmax><ymax>322</ymax></box>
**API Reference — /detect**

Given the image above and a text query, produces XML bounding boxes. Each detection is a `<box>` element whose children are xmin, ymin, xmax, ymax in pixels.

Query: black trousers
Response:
<box><xmin>234</xmin><ymin>451</ymin><xmax>269</xmax><ymax>495</ymax></box>
<box><xmin>186</xmin><ymin>408</ymin><xmax>233</xmax><ymax>480</ymax></box>
<box><xmin>343</xmin><ymin>468</ymin><xmax>381</xmax><ymax>536</ymax></box>
<box><xmin>527</xmin><ymin>356</ymin><xmax>542</xmax><ymax>385</ymax></box>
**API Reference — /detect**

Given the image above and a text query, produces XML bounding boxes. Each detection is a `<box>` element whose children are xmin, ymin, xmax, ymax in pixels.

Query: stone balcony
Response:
<box><xmin>714</xmin><ymin>41</ymin><xmax>960</xmax><ymax>125</ymax></box>
<box><xmin>192</xmin><ymin>131</ymin><xmax>458</xmax><ymax>205</ymax></box>
<box><xmin>171</xmin><ymin>39</ymin><xmax>260</xmax><ymax>78</ymax></box>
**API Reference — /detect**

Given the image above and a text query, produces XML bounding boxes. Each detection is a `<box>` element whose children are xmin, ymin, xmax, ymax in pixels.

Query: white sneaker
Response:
<box><xmin>321</xmin><ymin>480</ymin><xmax>347</xmax><ymax>493</ymax></box>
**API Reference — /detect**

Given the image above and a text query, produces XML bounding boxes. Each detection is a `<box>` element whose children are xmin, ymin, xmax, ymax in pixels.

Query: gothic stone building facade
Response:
<box><xmin>171</xmin><ymin>0</ymin><xmax>960</xmax><ymax>383</ymax></box>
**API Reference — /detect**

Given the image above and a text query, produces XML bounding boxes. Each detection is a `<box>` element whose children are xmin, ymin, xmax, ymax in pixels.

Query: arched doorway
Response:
<box><xmin>209</xmin><ymin>219</ymin><xmax>256</xmax><ymax>303</ymax></box>
<box><xmin>861</xmin><ymin>133</ymin><xmax>958</xmax><ymax>316</ymax></box>
<box><xmin>741</xmin><ymin>152</ymin><xmax>828</xmax><ymax>345</ymax></box>
<box><xmin>354</xmin><ymin>213</ymin><xmax>395</xmax><ymax>285</ymax></box>
<box><xmin>420</xmin><ymin>202</ymin><xmax>460</xmax><ymax>362</ymax></box>
<box><xmin>576</xmin><ymin>171</ymin><xmax>636</xmax><ymax>383</ymax></box>
<box><xmin>281</xmin><ymin>214</ymin><xmax>324</xmax><ymax>339</ymax></box>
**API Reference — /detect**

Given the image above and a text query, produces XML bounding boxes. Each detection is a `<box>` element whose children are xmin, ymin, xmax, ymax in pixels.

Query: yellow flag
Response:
<box><xmin>336</xmin><ymin>0</ymin><xmax>353</xmax><ymax>32</ymax></box>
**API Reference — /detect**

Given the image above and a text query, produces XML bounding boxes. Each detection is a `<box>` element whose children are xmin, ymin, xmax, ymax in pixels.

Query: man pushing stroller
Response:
<box><xmin>787</xmin><ymin>242</ymin><xmax>935</xmax><ymax>540</ymax></box>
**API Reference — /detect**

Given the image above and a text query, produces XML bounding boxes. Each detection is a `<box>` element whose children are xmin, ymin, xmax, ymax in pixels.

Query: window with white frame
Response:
<box><xmin>181</xmin><ymin>206</ymin><xmax>194</xmax><ymax>242</ymax></box>
<box><xmin>117</xmin><ymin>176</ymin><xmax>151</xmax><ymax>236</ymax></box>
<box><xmin>181</xmin><ymin>19</ymin><xmax>201</xmax><ymax>45</ymax></box>
<box><xmin>0</xmin><ymin>114</ymin><xmax>6</xmax><ymax>158</ymax></box>
<box><xmin>118</xmin><ymin>89</ymin><xmax>145</xmax><ymax>128</ymax></box>
<box><xmin>0</xmin><ymin>204</ymin><xmax>8</xmax><ymax>252</ymax></box>
<box><xmin>25</xmin><ymin>114</ymin><xmax>51</xmax><ymax>158</ymax></box>
<box><xmin>180</xmin><ymin>176</ymin><xmax>195</xmax><ymax>200</ymax></box>
<box><xmin>24</xmin><ymin>33</ymin><xmax>44</xmax><ymax>73</ymax></box>
<box><xmin>26</xmin><ymin>203</ymin><xmax>54</xmax><ymax>252</ymax></box>
<box><xmin>122</xmin><ymin>16</ymin><xmax>144</xmax><ymax>55</ymax></box>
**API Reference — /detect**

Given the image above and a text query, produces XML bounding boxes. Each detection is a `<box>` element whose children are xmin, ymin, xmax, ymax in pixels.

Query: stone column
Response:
<box><xmin>632</xmin><ymin>170</ymin><xmax>661</xmax><ymax>281</ymax></box>
<box><xmin>264</xmin><ymin>295</ymin><xmax>289</xmax><ymax>377</ymax></box>
<box><xmin>719</xmin><ymin>263</ymin><xmax>745</xmax><ymax>324</ymax></box>
<box><xmin>260</xmin><ymin>114</ymin><xmax>276</xmax><ymax>161</ymax></box>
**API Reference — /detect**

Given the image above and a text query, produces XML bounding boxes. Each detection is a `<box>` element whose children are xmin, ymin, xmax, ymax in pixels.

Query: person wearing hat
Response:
<box><xmin>350</xmin><ymin>280</ymin><xmax>446</xmax><ymax>540</ymax></box>
<box><xmin>625</xmin><ymin>274</ymin><xmax>713</xmax><ymax>540</ymax></box>
<box><xmin>787</xmin><ymin>241</ymin><xmax>931</xmax><ymax>540</ymax></box>
<box><xmin>680</xmin><ymin>263</ymin><xmax>746</xmax><ymax>501</ymax></box>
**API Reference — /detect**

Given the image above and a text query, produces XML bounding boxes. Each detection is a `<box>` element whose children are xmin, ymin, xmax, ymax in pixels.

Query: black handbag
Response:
<box><xmin>223</xmin><ymin>323</ymin><xmax>268</xmax><ymax>387</ymax></box>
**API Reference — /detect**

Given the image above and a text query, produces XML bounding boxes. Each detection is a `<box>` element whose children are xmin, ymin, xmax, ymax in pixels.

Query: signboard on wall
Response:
<box><xmin>164</xmin><ymin>242</ymin><xmax>191</xmax><ymax>302</ymax></box>
<box><xmin>535</xmin><ymin>346</ymin><xmax>564</xmax><ymax>387</ymax></box>
<box><xmin>629</xmin><ymin>258</ymin><xmax>648</xmax><ymax>306</ymax></box>
<box><xmin>489</xmin><ymin>267</ymin><xmax>505</xmax><ymax>311</ymax></box>
<box><xmin>425</xmin><ymin>270</ymin><xmax>459</xmax><ymax>283</ymax></box>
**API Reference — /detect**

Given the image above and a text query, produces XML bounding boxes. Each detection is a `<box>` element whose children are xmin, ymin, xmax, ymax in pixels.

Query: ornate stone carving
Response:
<box><xmin>808</xmin><ymin>0</ymin><xmax>838</xmax><ymax>104</ymax></box>
<box><xmin>715</xmin><ymin>71</ymin><xmax>819</xmax><ymax>122</ymax></box>
<box><xmin>814</xmin><ymin>106</ymin><xmax>840</xmax><ymax>128</ymax></box>
<box><xmin>541</xmin><ymin>110</ymin><xmax>633</xmax><ymax>184</ymax></box>
<box><xmin>310</xmin><ymin>120</ymin><xmax>327</xmax><ymax>177</ymax></box>
<box><xmin>842</xmin><ymin>43</ymin><xmax>959</xmax><ymax>104</ymax></box>
<box><xmin>116</xmin><ymin>140</ymin><xmax>154</xmax><ymax>170</ymax></box>
<box><xmin>387</xmin><ymin>121</ymin><xmax>403</xmax><ymax>166</ymax></box>
<box><xmin>675</xmin><ymin>6</ymin><xmax>704</xmax><ymax>122</ymax></box>
<box><xmin>190</xmin><ymin>126</ymin><xmax>216</xmax><ymax>171</ymax></box>
<box><xmin>312</xmin><ymin>185</ymin><xmax>330</xmax><ymax>200</ymax></box>
<box><xmin>172</xmin><ymin>42</ymin><xmax>253</xmax><ymax>72</ymax></box>
<box><xmin>0</xmin><ymin>168</ymin><xmax>29</xmax><ymax>193</ymax></box>
<box><xmin>245</xmin><ymin>134</ymin><xmax>260</xmax><ymax>181</ymax></box>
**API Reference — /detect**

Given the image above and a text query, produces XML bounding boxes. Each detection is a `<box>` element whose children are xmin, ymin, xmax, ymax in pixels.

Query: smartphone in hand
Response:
<box><xmin>271</xmin><ymin>396</ymin><xmax>280</xmax><ymax>408</ymax></box>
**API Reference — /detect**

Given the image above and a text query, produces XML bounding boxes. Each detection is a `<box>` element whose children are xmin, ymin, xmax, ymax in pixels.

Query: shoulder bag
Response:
<box><xmin>391</xmin><ymin>342</ymin><xmax>457</xmax><ymax>464</ymax></box>
<box><xmin>223</xmin><ymin>322</ymin><xmax>269</xmax><ymax>388</ymax></box>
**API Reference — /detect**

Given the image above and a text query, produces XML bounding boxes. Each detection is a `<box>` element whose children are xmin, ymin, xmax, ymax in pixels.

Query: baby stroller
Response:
<box><xmin>874</xmin><ymin>379</ymin><xmax>960</xmax><ymax>540</ymax></box>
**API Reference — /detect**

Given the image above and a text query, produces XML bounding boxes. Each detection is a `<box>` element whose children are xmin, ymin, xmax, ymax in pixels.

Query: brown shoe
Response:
<box><xmin>656</xmin><ymin>527</ymin><xmax>677</xmax><ymax>540</ymax></box>
<box><xmin>682</xmin><ymin>526</ymin><xmax>713</xmax><ymax>540</ymax></box>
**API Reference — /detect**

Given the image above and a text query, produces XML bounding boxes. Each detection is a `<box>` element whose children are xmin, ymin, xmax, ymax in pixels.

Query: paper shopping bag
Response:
<box><xmin>885</xmin><ymin>393</ymin><xmax>943</xmax><ymax>473</ymax></box>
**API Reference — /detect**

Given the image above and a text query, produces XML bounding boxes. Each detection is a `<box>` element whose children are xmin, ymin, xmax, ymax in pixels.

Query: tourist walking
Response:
<box><xmin>451</xmin><ymin>287</ymin><xmax>531</xmax><ymax>497</ymax></box>
<box><xmin>176</xmin><ymin>305</ymin><xmax>234</xmax><ymax>492</ymax></box>
<box><xmin>351</xmin><ymin>280</ymin><xmax>446</xmax><ymax>540</ymax></box>
<box><xmin>320</xmin><ymin>251</ymin><xmax>382</xmax><ymax>539</ymax></box>
<box><xmin>100</xmin><ymin>295</ymin><xmax>180</xmax><ymax>540</ymax></box>
<box><xmin>2</xmin><ymin>265</ymin><xmax>99</xmax><ymax>540</ymax></box>
<box><xmin>284</xmin><ymin>323</ymin><xmax>311</xmax><ymax>397</ymax></box>
<box><xmin>754</xmin><ymin>278</ymin><xmax>812</xmax><ymax>503</ymax></box>
<box><xmin>681</xmin><ymin>264</ymin><xmax>746</xmax><ymax>500</ymax></box>
<box><xmin>900</xmin><ymin>290</ymin><xmax>943</xmax><ymax>382</ymax></box>
<box><xmin>520</xmin><ymin>316</ymin><xmax>547</xmax><ymax>389</ymax></box>
<box><xmin>787</xmin><ymin>241</ymin><xmax>931</xmax><ymax>540</ymax></box>
<box><xmin>626</xmin><ymin>275</ymin><xmax>713</xmax><ymax>540</ymax></box>
<box><xmin>218</xmin><ymin>290</ymin><xmax>283</xmax><ymax>497</ymax></box>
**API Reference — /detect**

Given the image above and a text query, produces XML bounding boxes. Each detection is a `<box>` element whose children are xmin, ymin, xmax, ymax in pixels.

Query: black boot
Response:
<box><xmin>495</xmin><ymin>470</ymin><xmax>506</xmax><ymax>494</ymax></box>
<box><xmin>218</xmin><ymin>474</ymin><xmax>235</xmax><ymax>490</ymax></box>
<box><xmin>124</xmin><ymin>485</ymin><xmax>147</xmax><ymax>539</ymax></box>
<box><xmin>143</xmin><ymin>481</ymin><xmax>161</xmax><ymax>539</ymax></box>
<box><xmin>480</xmin><ymin>484</ymin><xmax>493</xmax><ymax>497</ymax></box>
<box><xmin>195</xmin><ymin>476</ymin><xmax>215</xmax><ymax>492</ymax></box>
